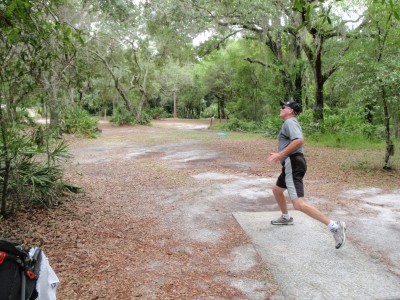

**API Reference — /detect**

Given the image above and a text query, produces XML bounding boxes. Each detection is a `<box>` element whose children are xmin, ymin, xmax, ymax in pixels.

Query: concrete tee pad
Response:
<box><xmin>233</xmin><ymin>211</ymin><xmax>400</xmax><ymax>300</ymax></box>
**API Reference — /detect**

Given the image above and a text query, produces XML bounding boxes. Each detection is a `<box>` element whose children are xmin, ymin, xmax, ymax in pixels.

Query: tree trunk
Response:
<box><xmin>137</xmin><ymin>61</ymin><xmax>150</xmax><ymax>124</ymax></box>
<box><xmin>382</xmin><ymin>85</ymin><xmax>394</xmax><ymax>169</ymax></box>
<box><xmin>293</xmin><ymin>44</ymin><xmax>303</xmax><ymax>103</ymax></box>
<box><xmin>313</xmin><ymin>34</ymin><xmax>324</xmax><ymax>122</ymax></box>
<box><xmin>0</xmin><ymin>106</ymin><xmax>10</xmax><ymax>216</ymax></box>
<box><xmin>173</xmin><ymin>90</ymin><xmax>177</xmax><ymax>119</ymax></box>
<box><xmin>49</xmin><ymin>78</ymin><xmax>62</xmax><ymax>137</ymax></box>
<box><xmin>314</xmin><ymin>75</ymin><xmax>324</xmax><ymax>122</ymax></box>
<box><xmin>90</xmin><ymin>50</ymin><xmax>133</xmax><ymax>113</ymax></box>
<box><xmin>115</xmin><ymin>78</ymin><xmax>133</xmax><ymax>113</ymax></box>
<box><xmin>215</xmin><ymin>95</ymin><xmax>226</xmax><ymax>119</ymax></box>
<box><xmin>42</xmin><ymin>71</ymin><xmax>62</xmax><ymax>137</ymax></box>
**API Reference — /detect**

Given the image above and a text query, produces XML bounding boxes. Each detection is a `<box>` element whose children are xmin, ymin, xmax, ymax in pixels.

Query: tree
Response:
<box><xmin>0</xmin><ymin>0</ymin><xmax>80</xmax><ymax>215</ymax></box>
<box><xmin>325</xmin><ymin>0</ymin><xmax>400</xmax><ymax>167</ymax></box>
<box><xmin>290</xmin><ymin>0</ymin><xmax>370</xmax><ymax>121</ymax></box>
<box><xmin>358</xmin><ymin>0</ymin><xmax>399</xmax><ymax>168</ymax></box>
<box><xmin>188</xmin><ymin>0</ymin><xmax>306</xmax><ymax>104</ymax></box>
<box><xmin>80</xmin><ymin>0</ymin><xmax>140</xmax><ymax>119</ymax></box>
<box><xmin>156</xmin><ymin>59</ymin><xmax>198</xmax><ymax>118</ymax></box>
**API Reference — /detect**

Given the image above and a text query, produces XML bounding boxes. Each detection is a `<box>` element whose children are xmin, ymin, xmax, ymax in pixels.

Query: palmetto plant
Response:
<box><xmin>0</xmin><ymin>115</ymin><xmax>76</xmax><ymax>216</ymax></box>
<box><xmin>64</xmin><ymin>108</ymin><xmax>100</xmax><ymax>138</ymax></box>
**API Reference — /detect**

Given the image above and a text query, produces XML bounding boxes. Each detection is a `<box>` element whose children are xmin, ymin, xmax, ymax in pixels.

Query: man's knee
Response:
<box><xmin>292</xmin><ymin>198</ymin><xmax>305</xmax><ymax>211</ymax></box>
<box><xmin>272</xmin><ymin>185</ymin><xmax>284</xmax><ymax>195</ymax></box>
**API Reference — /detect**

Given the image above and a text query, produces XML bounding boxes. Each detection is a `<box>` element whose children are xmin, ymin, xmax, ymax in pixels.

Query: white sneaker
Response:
<box><xmin>271</xmin><ymin>216</ymin><xmax>294</xmax><ymax>225</ymax></box>
<box><xmin>332</xmin><ymin>221</ymin><xmax>346</xmax><ymax>249</ymax></box>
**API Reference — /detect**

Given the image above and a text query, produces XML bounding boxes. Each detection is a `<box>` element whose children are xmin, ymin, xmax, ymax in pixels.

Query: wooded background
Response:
<box><xmin>1</xmin><ymin>0</ymin><xmax>399</xmax><ymax>215</ymax></box>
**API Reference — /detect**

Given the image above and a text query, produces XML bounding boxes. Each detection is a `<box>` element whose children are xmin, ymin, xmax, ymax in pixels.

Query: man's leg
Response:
<box><xmin>292</xmin><ymin>197</ymin><xmax>347</xmax><ymax>249</ymax></box>
<box><xmin>292</xmin><ymin>197</ymin><xmax>330</xmax><ymax>225</ymax></box>
<box><xmin>272</xmin><ymin>185</ymin><xmax>289</xmax><ymax>214</ymax></box>
<box><xmin>283</xmin><ymin>155</ymin><xmax>330</xmax><ymax>225</ymax></box>
<box><xmin>271</xmin><ymin>185</ymin><xmax>293</xmax><ymax>225</ymax></box>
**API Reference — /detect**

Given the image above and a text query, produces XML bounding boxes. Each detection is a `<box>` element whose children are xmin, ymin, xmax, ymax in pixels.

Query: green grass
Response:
<box><xmin>308</xmin><ymin>132</ymin><xmax>400</xmax><ymax>170</ymax></box>
<box><xmin>307</xmin><ymin>132</ymin><xmax>390</xmax><ymax>150</ymax></box>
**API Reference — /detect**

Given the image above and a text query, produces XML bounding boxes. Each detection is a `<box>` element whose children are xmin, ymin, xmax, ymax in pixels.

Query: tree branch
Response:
<box><xmin>88</xmin><ymin>49</ymin><xmax>133</xmax><ymax>112</ymax></box>
<box><xmin>244</xmin><ymin>57</ymin><xmax>267</xmax><ymax>67</ymax></box>
<box><xmin>218</xmin><ymin>20</ymin><xmax>263</xmax><ymax>33</ymax></box>
<box><xmin>323</xmin><ymin>44</ymin><xmax>350</xmax><ymax>83</ymax></box>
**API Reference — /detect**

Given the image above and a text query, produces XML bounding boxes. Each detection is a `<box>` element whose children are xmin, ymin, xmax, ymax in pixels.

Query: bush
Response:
<box><xmin>201</xmin><ymin>103</ymin><xmax>218</xmax><ymax>118</ymax></box>
<box><xmin>213</xmin><ymin>117</ymin><xmax>258</xmax><ymax>132</ymax></box>
<box><xmin>146</xmin><ymin>107</ymin><xmax>170</xmax><ymax>120</ymax></box>
<box><xmin>298</xmin><ymin>109</ymin><xmax>385</xmax><ymax>141</ymax></box>
<box><xmin>1</xmin><ymin>124</ymin><xmax>78</xmax><ymax>216</ymax></box>
<box><xmin>64</xmin><ymin>108</ymin><xmax>99</xmax><ymax>138</ymax></box>
<box><xmin>260</xmin><ymin>116</ymin><xmax>284</xmax><ymax>137</ymax></box>
<box><xmin>17</xmin><ymin>160</ymin><xmax>64</xmax><ymax>206</ymax></box>
<box><xmin>110</xmin><ymin>107</ymin><xmax>136</xmax><ymax>126</ymax></box>
<box><xmin>360</xmin><ymin>123</ymin><xmax>385</xmax><ymax>140</ymax></box>
<box><xmin>294</xmin><ymin>110</ymin><xmax>320</xmax><ymax>135</ymax></box>
<box><xmin>137</xmin><ymin>111</ymin><xmax>152</xmax><ymax>125</ymax></box>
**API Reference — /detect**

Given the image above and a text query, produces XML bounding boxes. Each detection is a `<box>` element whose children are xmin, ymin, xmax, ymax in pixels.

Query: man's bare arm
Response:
<box><xmin>268</xmin><ymin>138</ymin><xmax>304</xmax><ymax>163</ymax></box>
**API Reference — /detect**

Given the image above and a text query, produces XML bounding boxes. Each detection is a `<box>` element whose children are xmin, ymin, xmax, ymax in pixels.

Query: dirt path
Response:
<box><xmin>59</xmin><ymin>119</ymin><xmax>277</xmax><ymax>299</ymax></box>
<box><xmin>2</xmin><ymin>119</ymin><xmax>399</xmax><ymax>299</ymax></box>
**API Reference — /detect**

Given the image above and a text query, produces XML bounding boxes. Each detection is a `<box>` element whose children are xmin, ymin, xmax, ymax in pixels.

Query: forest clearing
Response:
<box><xmin>1</xmin><ymin>119</ymin><xmax>399</xmax><ymax>299</ymax></box>
<box><xmin>2</xmin><ymin>2</ymin><xmax>400</xmax><ymax>297</ymax></box>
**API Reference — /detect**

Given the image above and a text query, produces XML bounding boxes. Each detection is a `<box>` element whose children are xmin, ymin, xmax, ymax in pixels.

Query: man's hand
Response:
<box><xmin>269</xmin><ymin>139</ymin><xmax>304</xmax><ymax>164</ymax></box>
<box><xmin>268</xmin><ymin>152</ymin><xmax>283</xmax><ymax>163</ymax></box>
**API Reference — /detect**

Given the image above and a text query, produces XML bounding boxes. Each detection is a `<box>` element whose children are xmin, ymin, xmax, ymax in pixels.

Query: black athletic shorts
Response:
<box><xmin>276</xmin><ymin>153</ymin><xmax>307</xmax><ymax>200</ymax></box>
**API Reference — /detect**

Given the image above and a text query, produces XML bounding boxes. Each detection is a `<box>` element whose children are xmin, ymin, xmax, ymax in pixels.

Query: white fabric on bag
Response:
<box><xmin>29</xmin><ymin>248</ymin><xmax>60</xmax><ymax>300</ymax></box>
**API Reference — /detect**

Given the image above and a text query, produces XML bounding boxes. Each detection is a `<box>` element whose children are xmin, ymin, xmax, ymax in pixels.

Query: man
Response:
<box><xmin>268</xmin><ymin>100</ymin><xmax>346</xmax><ymax>249</ymax></box>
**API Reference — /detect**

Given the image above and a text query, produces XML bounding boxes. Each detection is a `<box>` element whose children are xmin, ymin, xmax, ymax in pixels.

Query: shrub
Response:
<box><xmin>146</xmin><ymin>107</ymin><xmax>170</xmax><ymax>120</ymax></box>
<box><xmin>201</xmin><ymin>103</ymin><xmax>218</xmax><ymax>118</ymax></box>
<box><xmin>297</xmin><ymin>110</ymin><xmax>321</xmax><ymax>136</ymax></box>
<box><xmin>1</xmin><ymin>124</ymin><xmax>78</xmax><ymax>216</ymax></box>
<box><xmin>214</xmin><ymin>117</ymin><xmax>258</xmax><ymax>132</ymax></box>
<box><xmin>17</xmin><ymin>160</ymin><xmax>64</xmax><ymax>206</ymax></box>
<box><xmin>260</xmin><ymin>116</ymin><xmax>284</xmax><ymax>137</ymax></box>
<box><xmin>136</xmin><ymin>111</ymin><xmax>152</xmax><ymax>125</ymax></box>
<box><xmin>298</xmin><ymin>109</ymin><xmax>385</xmax><ymax>141</ymax></box>
<box><xmin>64</xmin><ymin>108</ymin><xmax>99</xmax><ymax>138</ymax></box>
<box><xmin>110</xmin><ymin>107</ymin><xmax>136</xmax><ymax>126</ymax></box>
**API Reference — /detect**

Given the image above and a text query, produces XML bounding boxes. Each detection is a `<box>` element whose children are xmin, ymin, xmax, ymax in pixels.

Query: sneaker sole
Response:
<box><xmin>335</xmin><ymin>222</ymin><xmax>347</xmax><ymax>249</ymax></box>
<box><xmin>271</xmin><ymin>221</ymin><xmax>294</xmax><ymax>225</ymax></box>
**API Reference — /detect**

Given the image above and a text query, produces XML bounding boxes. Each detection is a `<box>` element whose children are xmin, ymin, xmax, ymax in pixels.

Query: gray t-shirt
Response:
<box><xmin>278</xmin><ymin>117</ymin><xmax>304</xmax><ymax>161</ymax></box>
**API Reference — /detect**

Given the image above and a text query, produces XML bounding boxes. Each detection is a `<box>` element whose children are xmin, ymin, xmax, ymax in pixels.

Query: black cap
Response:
<box><xmin>280</xmin><ymin>100</ymin><xmax>302</xmax><ymax>115</ymax></box>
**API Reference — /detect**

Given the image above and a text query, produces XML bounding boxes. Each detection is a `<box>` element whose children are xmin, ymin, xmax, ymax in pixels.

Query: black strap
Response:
<box><xmin>0</xmin><ymin>240</ymin><xmax>28</xmax><ymax>260</ymax></box>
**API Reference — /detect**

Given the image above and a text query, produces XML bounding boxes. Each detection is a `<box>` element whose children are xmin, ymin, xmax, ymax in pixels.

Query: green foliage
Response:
<box><xmin>137</xmin><ymin>110</ymin><xmax>152</xmax><ymax>125</ymax></box>
<box><xmin>211</xmin><ymin>107</ymin><xmax>390</xmax><ymax>151</ymax></box>
<box><xmin>261</xmin><ymin>116</ymin><xmax>285</xmax><ymax>138</ymax></box>
<box><xmin>145</xmin><ymin>107</ymin><xmax>170</xmax><ymax>120</ymax></box>
<box><xmin>308</xmin><ymin>133</ymin><xmax>383</xmax><ymax>149</ymax></box>
<box><xmin>297</xmin><ymin>110</ymin><xmax>322</xmax><ymax>135</ymax></box>
<box><xmin>297</xmin><ymin>108</ymin><xmax>385</xmax><ymax>141</ymax></box>
<box><xmin>0</xmin><ymin>122</ymin><xmax>77</xmax><ymax>215</ymax></box>
<box><xmin>210</xmin><ymin>107</ymin><xmax>388</xmax><ymax>148</ymax></box>
<box><xmin>17</xmin><ymin>160</ymin><xmax>64</xmax><ymax>206</ymax></box>
<box><xmin>213</xmin><ymin>117</ymin><xmax>259</xmax><ymax>132</ymax></box>
<box><xmin>64</xmin><ymin>108</ymin><xmax>99</xmax><ymax>138</ymax></box>
<box><xmin>110</xmin><ymin>107</ymin><xmax>136</xmax><ymax>126</ymax></box>
<box><xmin>296</xmin><ymin>108</ymin><xmax>387</xmax><ymax>149</ymax></box>
<box><xmin>200</xmin><ymin>103</ymin><xmax>218</xmax><ymax>118</ymax></box>
<box><xmin>195</xmin><ymin>39</ymin><xmax>278</xmax><ymax>120</ymax></box>
<box><xmin>0</xmin><ymin>0</ymin><xmax>88</xmax><ymax>215</ymax></box>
